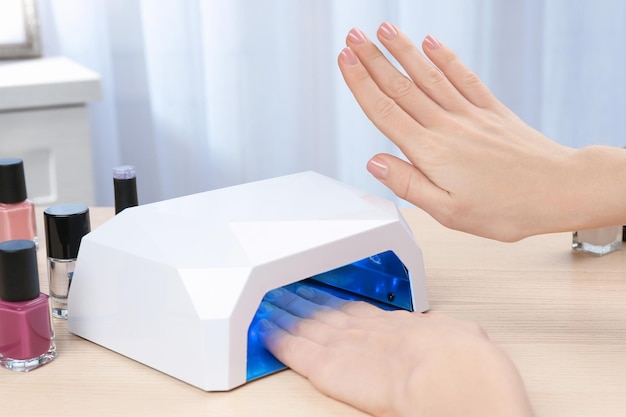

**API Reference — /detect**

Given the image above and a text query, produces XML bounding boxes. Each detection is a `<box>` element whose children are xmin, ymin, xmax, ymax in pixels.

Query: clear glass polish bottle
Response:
<box><xmin>0</xmin><ymin>158</ymin><xmax>37</xmax><ymax>246</ymax></box>
<box><xmin>44</xmin><ymin>204</ymin><xmax>91</xmax><ymax>319</ymax></box>
<box><xmin>572</xmin><ymin>226</ymin><xmax>623</xmax><ymax>256</ymax></box>
<box><xmin>0</xmin><ymin>240</ymin><xmax>57</xmax><ymax>372</ymax></box>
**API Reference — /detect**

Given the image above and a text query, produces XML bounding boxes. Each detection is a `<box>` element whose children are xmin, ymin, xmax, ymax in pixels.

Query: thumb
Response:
<box><xmin>366</xmin><ymin>154</ymin><xmax>448</xmax><ymax>213</ymax></box>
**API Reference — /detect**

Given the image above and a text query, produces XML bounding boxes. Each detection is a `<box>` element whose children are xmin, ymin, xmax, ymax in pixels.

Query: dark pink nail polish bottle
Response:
<box><xmin>0</xmin><ymin>240</ymin><xmax>57</xmax><ymax>372</ymax></box>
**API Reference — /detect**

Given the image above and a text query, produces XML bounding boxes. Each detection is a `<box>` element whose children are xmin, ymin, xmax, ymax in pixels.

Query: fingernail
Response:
<box><xmin>257</xmin><ymin>319</ymin><xmax>276</xmax><ymax>333</ymax></box>
<box><xmin>367</xmin><ymin>157</ymin><xmax>388</xmax><ymax>180</ymax></box>
<box><xmin>296</xmin><ymin>286</ymin><xmax>315</xmax><ymax>300</ymax></box>
<box><xmin>379</xmin><ymin>22</ymin><xmax>398</xmax><ymax>41</ymax></box>
<box><xmin>264</xmin><ymin>288</ymin><xmax>286</xmax><ymax>301</ymax></box>
<box><xmin>347</xmin><ymin>28</ymin><xmax>367</xmax><ymax>44</ymax></box>
<box><xmin>340</xmin><ymin>47</ymin><xmax>358</xmax><ymax>66</ymax></box>
<box><xmin>257</xmin><ymin>301</ymin><xmax>275</xmax><ymax>315</ymax></box>
<box><xmin>424</xmin><ymin>35</ymin><xmax>441</xmax><ymax>50</ymax></box>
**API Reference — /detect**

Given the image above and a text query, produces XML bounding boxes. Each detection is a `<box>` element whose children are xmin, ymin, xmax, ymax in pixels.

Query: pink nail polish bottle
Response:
<box><xmin>0</xmin><ymin>158</ymin><xmax>38</xmax><ymax>247</ymax></box>
<box><xmin>0</xmin><ymin>240</ymin><xmax>57</xmax><ymax>372</ymax></box>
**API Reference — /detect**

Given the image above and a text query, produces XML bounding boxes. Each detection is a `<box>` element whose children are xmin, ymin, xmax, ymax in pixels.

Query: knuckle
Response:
<box><xmin>342</xmin><ymin>300</ymin><xmax>368</xmax><ymax>313</ymax></box>
<box><xmin>371</xmin><ymin>96</ymin><xmax>398</xmax><ymax>121</ymax></box>
<box><xmin>281</xmin><ymin>293</ymin><xmax>299</xmax><ymax>310</ymax></box>
<box><xmin>395</xmin><ymin>170</ymin><xmax>416</xmax><ymax>201</ymax></box>
<box><xmin>418</xmin><ymin>67</ymin><xmax>446</xmax><ymax>92</ymax></box>
<box><xmin>341</xmin><ymin>300</ymin><xmax>379</xmax><ymax>318</ymax></box>
<box><xmin>276</xmin><ymin>336</ymin><xmax>298</xmax><ymax>362</ymax></box>
<box><xmin>340</xmin><ymin>328</ymin><xmax>367</xmax><ymax>343</ymax></box>
<box><xmin>439</xmin><ymin>51</ymin><xmax>460</xmax><ymax>69</ymax></box>
<box><xmin>352</xmin><ymin>65</ymin><xmax>372</xmax><ymax>83</ymax></box>
<box><xmin>290</xmin><ymin>318</ymin><xmax>308</xmax><ymax>335</ymax></box>
<box><xmin>416</xmin><ymin>134</ymin><xmax>440</xmax><ymax>158</ymax></box>
<box><xmin>387</xmin><ymin>76</ymin><xmax>414</xmax><ymax>100</ymax></box>
<box><xmin>461</xmin><ymin>69</ymin><xmax>482</xmax><ymax>87</ymax></box>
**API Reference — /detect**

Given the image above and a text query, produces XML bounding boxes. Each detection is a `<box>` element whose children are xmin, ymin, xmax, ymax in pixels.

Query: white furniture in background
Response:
<box><xmin>0</xmin><ymin>57</ymin><xmax>100</xmax><ymax>206</ymax></box>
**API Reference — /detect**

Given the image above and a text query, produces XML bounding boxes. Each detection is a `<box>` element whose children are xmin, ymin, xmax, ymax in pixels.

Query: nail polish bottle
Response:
<box><xmin>113</xmin><ymin>165</ymin><xmax>139</xmax><ymax>214</ymax></box>
<box><xmin>44</xmin><ymin>204</ymin><xmax>91</xmax><ymax>319</ymax></box>
<box><xmin>0</xmin><ymin>240</ymin><xmax>57</xmax><ymax>372</ymax></box>
<box><xmin>0</xmin><ymin>158</ymin><xmax>37</xmax><ymax>246</ymax></box>
<box><xmin>572</xmin><ymin>226</ymin><xmax>623</xmax><ymax>256</ymax></box>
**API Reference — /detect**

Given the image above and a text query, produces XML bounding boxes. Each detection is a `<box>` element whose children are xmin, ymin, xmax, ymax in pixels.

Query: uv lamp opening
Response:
<box><xmin>246</xmin><ymin>250</ymin><xmax>412</xmax><ymax>382</ymax></box>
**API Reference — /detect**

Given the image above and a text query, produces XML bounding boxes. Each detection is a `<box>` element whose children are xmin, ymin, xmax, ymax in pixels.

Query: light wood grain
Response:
<box><xmin>2</xmin><ymin>207</ymin><xmax>625</xmax><ymax>416</ymax></box>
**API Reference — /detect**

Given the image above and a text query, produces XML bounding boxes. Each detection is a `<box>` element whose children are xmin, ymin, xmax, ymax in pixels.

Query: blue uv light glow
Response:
<box><xmin>246</xmin><ymin>250</ymin><xmax>412</xmax><ymax>382</ymax></box>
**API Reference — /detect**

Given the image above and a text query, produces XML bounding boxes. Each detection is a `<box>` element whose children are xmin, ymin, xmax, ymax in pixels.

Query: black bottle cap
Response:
<box><xmin>0</xmin><ymin>240</ymin><xmax>40</xmax><ymax>302</ymax></box>
<box><xmin>44</xmin><ymin>204</ymin><xmax>91</xmax><ymax>259</ymax></box>
<box><xmin>0</xmin><ymin>158</ymin><xmax>28</xmax><ymax>204</ymax></box>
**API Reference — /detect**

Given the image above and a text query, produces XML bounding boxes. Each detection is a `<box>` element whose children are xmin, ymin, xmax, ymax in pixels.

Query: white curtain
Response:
<box><xmin>36</xmin><ymin>0</ymin><xmax>626</xmax><ymax>205</ymax></box>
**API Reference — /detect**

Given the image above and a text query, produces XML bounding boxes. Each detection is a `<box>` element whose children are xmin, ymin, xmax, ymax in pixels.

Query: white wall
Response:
<box><xmin>36</xmin><ymin>0</ymin><xmax>626</xmax><ymax>206</ymax></box>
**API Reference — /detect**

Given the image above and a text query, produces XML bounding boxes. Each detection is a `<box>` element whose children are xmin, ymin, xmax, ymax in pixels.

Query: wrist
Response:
<box><xmin>567</xmin><ymin>145</ymin><xmax>626</xmax><ymax>231</ymax></box>
<box><xmin>392</xmin><ymin>342</ymin><xmax>534</xmax><ymax>417</ymax></box>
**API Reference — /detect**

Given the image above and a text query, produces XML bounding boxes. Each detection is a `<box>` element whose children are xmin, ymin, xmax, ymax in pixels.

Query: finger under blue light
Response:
<box><xmin>246</xmin><ymin>250</ymin><xmax>413</xmax><ymax>382</ymax></box>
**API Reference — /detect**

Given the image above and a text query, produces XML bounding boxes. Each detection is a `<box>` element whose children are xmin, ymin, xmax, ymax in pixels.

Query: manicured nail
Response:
<box><xmin>340</xmin><ymin>47</ymin><xmax>358</xmax><ymax>66</ymax></box>
<box><xmin>424</xmin><ymin>35</ymin><xmax>441</xmax><ymax>50</ymax></box>
<box><xmin>367</xmin><ymin>157</ymin><xmax>389</xmax><ymax>180</ymax></box>
<box><xmin>264</xmin><ymin>288</ymin><xmax>286</xmax><ymax>301</ymax></box>
<box><xmin>379</xmin><ymin>22</ymin><xmax>398</xmax><ymax>41</ymax></box>
<box><xmin>257</xmin><ymin>301</ymin><xmax>275</xmax><ymax>315</ymax></box>
<box><xmin>296</xmin><ymin>286</ymin><xmax>316</xmax><ymax>300</ymax></box>
<box><xmin>257</xmin><ymin>319</ymin><xmax>276</xmax><ymax>333</ymax></box>
<box><xmin>347</xmin><ymin>28</ymin><xmax>367</xmax><ymax>44</ymax></box>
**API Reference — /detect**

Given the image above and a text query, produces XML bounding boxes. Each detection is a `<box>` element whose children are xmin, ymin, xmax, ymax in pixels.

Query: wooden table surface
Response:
<box><xmin>2</xmin><ymin>207</ymin><xmax>625</xmax><ymax>416</ymax></box>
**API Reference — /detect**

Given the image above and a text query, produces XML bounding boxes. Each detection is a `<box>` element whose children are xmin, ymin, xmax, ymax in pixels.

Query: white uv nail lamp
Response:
<box><xmin>68</xmin><ymin>171</ymin><xmax>429</xmax><ymax>391</ymax></box>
